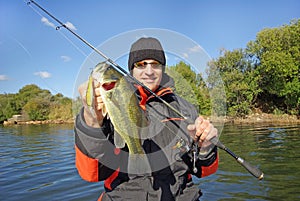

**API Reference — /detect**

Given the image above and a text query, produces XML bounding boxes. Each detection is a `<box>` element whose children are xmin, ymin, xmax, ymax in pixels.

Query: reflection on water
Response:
<box><xmin>198</xmin><ymin>124</ymin><xmax>300</xmax><ymax>201</ymax></box>
<box><xmin>0</xmin><ymin>124</ymin><xmax>299</xmax><ymax>200</ymax></box>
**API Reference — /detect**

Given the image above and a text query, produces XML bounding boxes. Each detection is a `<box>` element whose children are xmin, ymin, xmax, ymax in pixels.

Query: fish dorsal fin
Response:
<box><xmin>114</xmin><ymin>131</ymin><xmax>125</xmax><ymax>148</ymax></box>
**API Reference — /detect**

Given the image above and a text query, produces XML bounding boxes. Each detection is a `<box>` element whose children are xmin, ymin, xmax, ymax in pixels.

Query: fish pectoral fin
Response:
<box><xmin>114</xmin><ymin>131</ymin><xmax>125</xmax><ymax>148</ymax></box>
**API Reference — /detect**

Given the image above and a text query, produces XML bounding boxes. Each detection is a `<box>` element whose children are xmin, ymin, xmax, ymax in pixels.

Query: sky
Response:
<box><xmin>0</xmin><ymin>0</ymin><xmax>299</xmax><ymax>98</ymax></box>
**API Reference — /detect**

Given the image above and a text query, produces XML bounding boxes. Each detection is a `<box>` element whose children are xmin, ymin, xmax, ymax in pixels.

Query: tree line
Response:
<box><xmin>210</xmin><ymin>19</ymin><xmax>299</xmax><ymax>117</ymax></box>
<box><xmin>173</xmin><ymin>19</ymin><xmax>299</xmax><ymax>117</ymax></box>
<box><xmin>0</xmin><ymin>19</ymin><xmax>299</xmax><ymax>123</ymax></box>
<box><xmin>0</xmin><ymin>84</ymin><xmax>73</xmax><ymax>123</ymax></box>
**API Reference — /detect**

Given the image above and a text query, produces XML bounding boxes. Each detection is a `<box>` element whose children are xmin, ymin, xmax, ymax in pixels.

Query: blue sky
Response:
<box><xmin>0</xmin><ymin>0</ymin><xmax>299</xmax><ymax>98</ymax></box>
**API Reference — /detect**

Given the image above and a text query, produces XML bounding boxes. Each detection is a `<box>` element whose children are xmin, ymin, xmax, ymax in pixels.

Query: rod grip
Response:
<box><xmin>237</xmin><ymin>157</ymin><xmax>264</xmax><ymax>180</ymax></box>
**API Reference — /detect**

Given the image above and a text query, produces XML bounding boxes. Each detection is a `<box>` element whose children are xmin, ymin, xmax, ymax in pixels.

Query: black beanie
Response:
<box><xmin>128</xmin><ymin>37</ymin><xmax>166</xmax><ymax>72</ymax></box>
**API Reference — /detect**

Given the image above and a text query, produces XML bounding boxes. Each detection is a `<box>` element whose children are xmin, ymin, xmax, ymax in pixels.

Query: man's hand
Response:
<box><xmin>187</xmin><ymin>116</ymin><xmax>218</xmax><ymax>148</ymax></box>
<box><xmin>78</xmin><ymin>80</ymin><xmax>105</xmax><ymax>127</ymax></box>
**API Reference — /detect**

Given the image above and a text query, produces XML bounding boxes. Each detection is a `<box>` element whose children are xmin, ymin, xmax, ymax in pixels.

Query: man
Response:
<box><xmin>75</xmin><ymin>37</ymin><xmax>218</xmax><ymax>201</ymax></box>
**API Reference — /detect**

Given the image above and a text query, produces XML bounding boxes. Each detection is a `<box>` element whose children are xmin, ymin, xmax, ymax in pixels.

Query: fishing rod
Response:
<box><xmin>27</xmin><ymin>0</ymin><xmax>264</xmax><ymax>180</ymax></box>
<box><xmin>26</xmin><ymin>0</ymin><xmax>185</xmax><ymax>121</ymax></box>
<box><xmin>210</xmin><ymin>137</ymin><xmax>263</xmax><ymax>180</ymax></box>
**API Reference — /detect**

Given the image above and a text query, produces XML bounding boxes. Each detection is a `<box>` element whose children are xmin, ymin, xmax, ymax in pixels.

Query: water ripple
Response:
<box><xmin>1</xmin><ymin>124</ymin><xmax>300</xmax><ymax>200</ymax></box>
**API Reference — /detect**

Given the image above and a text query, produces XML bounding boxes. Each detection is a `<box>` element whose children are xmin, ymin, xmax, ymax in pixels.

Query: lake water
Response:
<box><xmin>1</xmin><ymin>123</ymin><xmax>299</xmax><ymax>201</ymax></box>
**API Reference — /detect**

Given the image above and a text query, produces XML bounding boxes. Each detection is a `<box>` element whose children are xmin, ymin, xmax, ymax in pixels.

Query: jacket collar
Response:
<box><xmin>134</xmin><ymin>73</ymin><xmax>175</xmax><ymax>110</ymax></box>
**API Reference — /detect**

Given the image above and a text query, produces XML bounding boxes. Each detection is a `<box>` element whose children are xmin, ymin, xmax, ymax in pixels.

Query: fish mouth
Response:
<box><xmin>102</xmin><ymin>82</ymin><xmax>116</xmax><ymax>91</ymax></box>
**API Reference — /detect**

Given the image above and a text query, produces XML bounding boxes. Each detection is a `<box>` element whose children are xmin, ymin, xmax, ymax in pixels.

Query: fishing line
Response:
<box><xmin>26</xmin><ymin>0</ymin><xmax>264</xmax><ymax>180</ymax></box>
<box><xmin>11</xmin><ymin>36</ymin><xmax>33</xmax><ymax>59</ymax></box>
<box><xmin>26</xmin><ymin>0</ymin><xmax>190</xmax><ymax>173</ymax></box>
<box><xmin>26</xmin><ymin>0</ymin><xmax>98</xmax><ymax>97</ymax></box>
<box><xmin>58</xmin><ymin>31</ymin><xmax>91</xmax><ymax>60</ymax></box>
<box><xmin>26</xmin><ymin>0</ymin><xmax>193</xmax><ymax>133</ymax></box>
<box><xmin>27</xmin><ymin>0</ymin><xmax>187</xmax><ymax>122</ymax></box>
<box><xmin>26</xmin><ymin>0</ymin><xmax>91</xmax><ymax>60</ymax></box>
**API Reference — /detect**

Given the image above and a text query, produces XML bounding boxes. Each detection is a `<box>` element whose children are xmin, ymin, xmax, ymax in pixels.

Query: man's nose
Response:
<box><xmin>144</xmin><ymin>65</ymin><xmax>155</xmax><ymax>74</ymax></box>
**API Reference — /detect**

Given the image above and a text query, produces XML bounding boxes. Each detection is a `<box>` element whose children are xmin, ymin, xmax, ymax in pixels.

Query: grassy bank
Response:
<box><xmin>225</xmin><ymin>113</ymin><xmax>300</xmax><ymax>124</ymax></box>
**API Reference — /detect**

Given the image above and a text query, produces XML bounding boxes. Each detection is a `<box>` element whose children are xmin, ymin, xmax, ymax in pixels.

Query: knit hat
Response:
<box><xmin>128</xmin><ymin>37</ymin><xmax>166</xmax><ymax>72</ymax></box>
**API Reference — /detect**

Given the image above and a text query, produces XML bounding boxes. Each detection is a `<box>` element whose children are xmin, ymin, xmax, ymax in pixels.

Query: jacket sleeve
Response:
<box><xmin>181</xmin><ymin>144</ymin><xmax>218</xmax><ymax>178</ymax></box>
<box><xmin>196</xmin><ymin>145</ymin><xmax>218</xmax><ymax>177</ymax></box>
<box><xmin>74</xmin><ymin>108</ymin><xmax>121</xmax><ymax>182</ymax></box>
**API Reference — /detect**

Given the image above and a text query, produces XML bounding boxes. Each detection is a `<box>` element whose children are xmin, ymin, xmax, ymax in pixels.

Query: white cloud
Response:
<box><xmin>65</xmin><ymin>22</ymin><xmax>77</xmax><ymax>30</ymax></box>
<box><xmin>189</xmin><ymin>45</ymin><xmax>202</xmax><ymax>53</ymax></box>
<box><xmin>41</xmin><ymin>17</ymin><xmax>76</xmax><ymax>31</ymax></box>
<box><xmin>183</xmin><ymin>53</ymin><xmax>189</xmax><ymax>59</ymax></box>
<box><xmin>181</xmin><ymin>45</ymin><xmax>202</xmax><ymax>59</ymax></box>
<box><xmin>41</xmin><ymin>17</ymin><xmax>56</xmax><ymax>29</ymax></box>
<box><xmin>0</xmin><ymin>75</ymin><xmax>9</xmax><ymax>81</ymax></box>
<box><xmin>34</xmin><ymin>71</ymin><xmax>52</xmax><ymax>79</ymax></box>
<box><xmin>61</xmin><ymin>55</ymin><xmax>71</xmax><ymax>62</ymax></box>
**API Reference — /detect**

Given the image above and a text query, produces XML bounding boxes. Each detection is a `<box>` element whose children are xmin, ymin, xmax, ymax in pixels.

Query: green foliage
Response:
<box><xmin>208</xmin><ymin>49</ymin><xmax>261</xmax><ymax>117</ymax></box>
<box><xmin>0</xmin><ymin>84</ymin><xmax>73</xmax><ymax>122</ymax></box>
<box><xmin>246</xmin><ymin>19</ymin><xmax>300</xmax><ymax>114</ymax></box>
<box><xmin>206</xmin><ymin>61</ymin><xmax>227</xmax><ymax>116</ymax></box>
<box><xmin>23</xmin><ymin>98</ymin><xmax>51</xmax><ymax>121</ymax></box>
<box><xmin>207</xmin><ymin>19</ymin><xmax>299</xmax><ymax>116</ymax></box>
<box><xmin>49</xmin><ymin>94</ymin><xmax>73</xmax><ymax>120</ymax></box>
<box><xmin>166</xmin><ymin>61</ymin><xmax>211</xmax><ymax>115</ymax></box>
<box><xmin>48</xmin><ymin>103</ymin><xmax>73</xmax><ymax>120</ymax></box>
<box><xmin>0</xmin><ymin>94</ymin><xmax>19</xmax><ymax>122</ymax></box>
<box><xmin>15</xmin><ymin>84</ymin><xmax>50</xmax><ymax>111</ymax></box>
<box><xmin>72</xmin><ymin>96</ymin><xmax>83</xmax><ymax>117</ymax></box>
<box><xmin>166</xmin><ymin>62</ymin><xmax>198</xmax><ymax>105</ymax></box>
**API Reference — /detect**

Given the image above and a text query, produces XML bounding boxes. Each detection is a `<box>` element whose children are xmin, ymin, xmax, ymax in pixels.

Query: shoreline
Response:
<box><xmin>222</xmin><ymin>113</ymin><xmax>300</xmax><ymax>125</ymax></box>
<box><xmin>2</xmin><ymin>119</ymin><xmax>75</xmax><ymax>126</ymax></box>
<box><xmin>2</xmin><ymin>113</ymin><xmax>300</xmax><ymax>126</ymax></box>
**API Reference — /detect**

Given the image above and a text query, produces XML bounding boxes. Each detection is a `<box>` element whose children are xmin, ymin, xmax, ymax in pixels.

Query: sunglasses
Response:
<box><xmin>134</xmin><ymin>61</ymin><xmax>162</xmax><ymax>69</ymax></box>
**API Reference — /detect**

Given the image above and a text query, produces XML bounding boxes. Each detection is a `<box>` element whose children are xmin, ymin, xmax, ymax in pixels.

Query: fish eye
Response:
<box><xmin>102</xmin><ymin>82</ymin><xmax>116</xmax><ymax>91</ymax></box>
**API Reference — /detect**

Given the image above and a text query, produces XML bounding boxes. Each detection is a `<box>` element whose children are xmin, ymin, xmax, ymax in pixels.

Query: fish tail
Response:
<box><xmin>128</xmin><ymin>154</ymin><xmax>151</xmax><ymax>177</ymax></box>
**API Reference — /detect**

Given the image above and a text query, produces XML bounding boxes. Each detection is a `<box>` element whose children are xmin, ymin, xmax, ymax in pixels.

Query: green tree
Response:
<box><xmin>23</xmin><ymin>98</ymin><xmax>51</xmax><ymax>121</ymax></box>
<box><xmin>166</xmin><ymin>61</ymin><xmax>211</xmax><ymax>115</ymax></box>
<box><xmin>206</xmin><ymin>61</ymin><xmax>227</xmax><ymax>117</ymax></box>
<box><xmin>208</xmin><ymin>49</ymin><xmax>260</xmax><ymax>117</ymax></box>
<box><xmin>49</xmin><ymin>93</ymin><xmax>73</xmax><ymax>120</ymax></box>
<box><xmin>72</xmin><ymin>96</ymin><xmax>82</xmax><ymax>117</ymax></box>
<box><xmin>0</xmin><ymin>94</ymin><xmax>18</xmax><ymax>122</ymax></box>
<box><xmin>15</xmin><ymin>84</ymin><xmax>51</xmax><ymax>112</ymax></box>
<box><xmin>16</xmin><ymin>84</ymin><xmax>53</xmax><ymax>120</ymax></box>
<box><xmin>246</xmin><ymin>19</ymin><xmax>300</xmax><ymax>114</ymax></box>
<box><xmin>0</xmin><ymin>84</ymin><xmax>74</xmax><ymax>122</ymax></box>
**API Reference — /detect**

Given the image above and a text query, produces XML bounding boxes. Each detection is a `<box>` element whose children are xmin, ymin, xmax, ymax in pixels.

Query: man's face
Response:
<box><xmin>132</xmin><ymin>59</ymin><xmax>163</xmax><ymax>91</ymax></box>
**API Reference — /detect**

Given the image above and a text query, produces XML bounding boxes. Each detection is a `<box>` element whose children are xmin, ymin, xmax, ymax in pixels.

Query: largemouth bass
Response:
<box><xmin>86</xmin><ymin>62</ymin><xmax>150</xmax><ymax>174</ymax></box>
